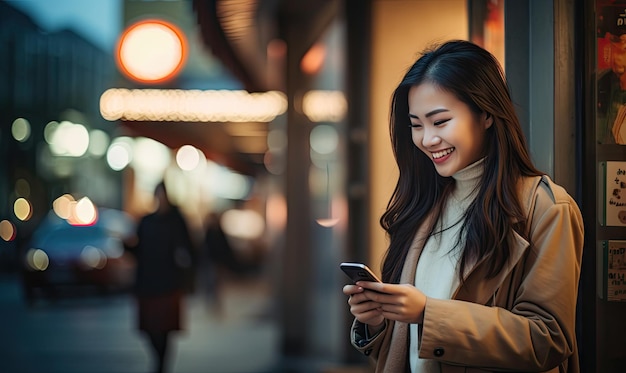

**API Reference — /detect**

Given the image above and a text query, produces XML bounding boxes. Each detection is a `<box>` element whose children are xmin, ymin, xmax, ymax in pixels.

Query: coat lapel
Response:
<box><xmin>384</xmin><ymin>214</ymin><xmax>436</xmax><ymax>371</ymax></box>
<box><xmin>451</xmin><ymin>175</ymin><xmax>543</xmax><ymax>304</ymax></box>
<box><xmin>451</xmin><ymin>231</ymin><xmax>529</xmax><ymax>303</ymax></box>
<box><xmin>383</xmin><ymin>176</ymin><xmax>543</xmax><ymax>371</ymax></box>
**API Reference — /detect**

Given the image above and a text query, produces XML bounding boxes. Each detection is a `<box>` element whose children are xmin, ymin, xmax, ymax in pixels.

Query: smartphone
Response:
<box><xmin>340</xmin><ymin>262</ymin><xmax>382</xmax><ymax>283</ymax></box>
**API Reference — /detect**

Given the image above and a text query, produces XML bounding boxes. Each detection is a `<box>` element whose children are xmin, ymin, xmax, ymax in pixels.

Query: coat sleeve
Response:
<box><xmin>418</xmin><ymin>184</ymin><xmax>584</xmax><ymax>371</ymax></box>
<box><xmin>350</xmin><ymin>318</ymin><xmax>388</xmax><ymax>356</ymax></box>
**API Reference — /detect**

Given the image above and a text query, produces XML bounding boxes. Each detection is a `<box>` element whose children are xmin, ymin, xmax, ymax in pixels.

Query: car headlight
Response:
<box><xmin>26</xmin><ymin>248</ymin><xmax>49</xmax><ymax>271</ymax></box>
<box><xmin>80</xmin><ymin>245</ymin><xmax>107</xmax><ymax>269</ymax></box>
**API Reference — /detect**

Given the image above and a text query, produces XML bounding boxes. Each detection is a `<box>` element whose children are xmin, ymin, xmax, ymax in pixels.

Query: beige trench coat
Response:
<box><xmin>351</xmin><ymin>175</ymin><xmax>584</xmax><ymax>373</ymax></box>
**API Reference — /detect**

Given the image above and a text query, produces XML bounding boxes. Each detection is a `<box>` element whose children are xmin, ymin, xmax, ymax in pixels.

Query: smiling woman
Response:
<box><xmin>342</xmin><ymin>40</ymin><xmax>584</xmax><ymax>373</ymax></box>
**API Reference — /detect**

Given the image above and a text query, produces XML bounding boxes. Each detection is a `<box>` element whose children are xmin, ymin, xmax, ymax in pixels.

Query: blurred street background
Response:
<box><xmin>1</xmin><ymin>1</ymin><xmax>385</xmax><ymax>371</ymax></box>
<box><xmin>3</xmin><ymin>1</ymin><xmax>617</xmax><ymax>373</ymax></box>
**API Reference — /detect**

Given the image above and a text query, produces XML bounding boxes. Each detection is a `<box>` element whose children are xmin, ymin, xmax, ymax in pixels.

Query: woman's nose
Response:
<box><xmin>422</xmin><ymin>130</ymin><xmax>442</xmax><ymax>147</ymax></box>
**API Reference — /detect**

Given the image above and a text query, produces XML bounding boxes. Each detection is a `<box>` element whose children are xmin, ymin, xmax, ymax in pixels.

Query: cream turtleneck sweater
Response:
<box><xmin>410</xmin><ymin>158</ymin><xmax>484</xmax><ymax>373</ymax></box>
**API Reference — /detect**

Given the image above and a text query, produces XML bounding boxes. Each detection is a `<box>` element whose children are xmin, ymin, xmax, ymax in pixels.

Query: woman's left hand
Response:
<box><xmin>356</xmin><ymin>281</ymin><xmax>428</xmax><ymax>324</ymax></box>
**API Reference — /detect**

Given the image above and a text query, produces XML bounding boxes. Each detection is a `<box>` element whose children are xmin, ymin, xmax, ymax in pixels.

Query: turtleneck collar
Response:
<box><xmin>451</xmin><ymin>157</ymin><xmax>485</xmax><ymax>201</ymax></box>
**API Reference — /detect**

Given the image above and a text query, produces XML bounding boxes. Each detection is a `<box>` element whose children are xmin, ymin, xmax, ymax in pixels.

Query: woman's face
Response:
<box><xmin>408</xmin><ymin>82</ymin><xmax>492</xmax><ymax>177</ymax></box>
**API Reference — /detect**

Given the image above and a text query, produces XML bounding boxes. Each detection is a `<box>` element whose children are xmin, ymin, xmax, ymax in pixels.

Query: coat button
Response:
<box><xmin>433</xmin><ymin>347</ymin><xmax>445</xmax><ymax>357</ymax></box>
<box><xmin>364</xmin><ymin>349</ymin><xmax>372</xmax><ymax>356</ymax></box>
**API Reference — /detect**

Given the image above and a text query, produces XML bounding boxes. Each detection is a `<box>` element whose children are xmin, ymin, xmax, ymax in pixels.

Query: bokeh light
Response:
<box><xmin>0</xmin><ymin>220</ymin><xmax>16</xmax><ymax>242</ymax></box>
<box><xmin>300</xmin><ymin>42</ymin><xmax>326</xmax><ymax>75</ymax></box>
<box><xmin>116</xmin><ymin>19</ymin><xmax>187</xmax><ymax>83</ymax></box>
<box><xmin>176</xmin><ymin>145</ymin><xmax>201</xmax><ymax>171</ymax></box>
<box><xmin>204</xmin><ymin>163</ymin><xmax>252</xmax><ymax>200</ymax></box>
<box><xmin>26</xmin><ymin>249</ymin><xmax>49</xmax><ymax>271</ymax></box>
<box><xmin>43</xmin><ymin>121</ymin><xmax>60</xmax><ymax>144</ymax></box>
<box><xmin>265</xmin><ymin>193</ymin><xmax>287</xmax><ymax>231</ymax></box>
<box><xmin>131</xmin><ymin>137</ymin><xmax>171</xmax><ymax>174</ymax></box>
<box><xmin>80</xmin><ymin>246</ymin><xmax>107</xmax><ymax>269</ymax></box>
<box><xmin>221</xmin><ymin>209</ymin><xmax>265</xmax><ymax>239</ymax></box>
<box><xmin>88</xmin><ymin>129</ymin><xmax>110</xmax><ymax>157</ymax></box>
<box><xmin>310</xmin><ymin>124</ymin><xmax>339</xmax><ymax>155</ymax></box>
<box><xmin>106</xmin><ymin>137</ymin><xmax>134</xmax><ymax>171</ymax></box>
<box><xmin>302</xmin><ymin>90</ymin><xmax>347</xmax><ymax>122</ymax></box>
<box><xmin>49</xmin><ymin>120</ymin><xmax>90</xmax><ymax>157</ymax></box>
<box><xmin>69</xmin><ymin>197</ymin><xmax>97</xmax><ymax>226</ymax></box>
<box><xmin>13</xmin><ymin>198</ymin><xmax>32</xmax><ymax>221</ymax></box>
<box><xmin>267</xmin><ymin>128</ymin><xmax>287</xmax><ymax>151</ymax></box>
<box><xmin>100</xmin><ymin>89</ymin><xmax>287</xmax><ymax>123</ymax></box>
<box><xmin>11</xmin><ymin>117</ymin><xmax>31</xmax><ymax>142</ymax></box>
<box><xmin>53</xmin><ymin>194</ymin><xmax>76</xmax><ymax>219</ymax></box>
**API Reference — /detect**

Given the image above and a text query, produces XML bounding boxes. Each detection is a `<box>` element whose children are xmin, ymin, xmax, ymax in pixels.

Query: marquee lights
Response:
<box><xmin>100</xmin><ymin>88</ymin><xmax>347</xmax><ymax>124</ymax></box>
<box><xmin>100</xmin><ymin>88</ymin><xmax>287</xmax><ymax>123</ymax></box>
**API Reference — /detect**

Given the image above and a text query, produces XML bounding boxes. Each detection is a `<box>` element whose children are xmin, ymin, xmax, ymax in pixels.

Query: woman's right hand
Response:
<box><xmin>343</xmin><ymin>283</ymin><xmax>385</xmax><ymax>327</ymax></box>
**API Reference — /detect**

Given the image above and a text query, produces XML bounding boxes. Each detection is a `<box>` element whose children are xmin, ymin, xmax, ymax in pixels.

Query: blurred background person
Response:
<box><xmin>200</xmin><ymin>211</ymin><xmax>234</xmax><ymax>316</ymax></box>
<box><xmin>125</xmin><ymin>181</ymin><xmax>196</xmax><ymax>373</ymax></box>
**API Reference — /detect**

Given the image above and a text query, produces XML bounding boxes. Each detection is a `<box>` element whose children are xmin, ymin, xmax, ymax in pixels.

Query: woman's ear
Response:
<box><xmin>483</xmin><ymin>112</ymin><xmax>494</xmax><ymax>129</ymax></box>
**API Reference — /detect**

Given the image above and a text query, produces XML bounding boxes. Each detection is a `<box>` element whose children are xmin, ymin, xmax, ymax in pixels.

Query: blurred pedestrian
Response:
<box><xmin>126</xmin><ymin>181</ymin><xmax>195</xmax><ymax>373</ymax></box>
<box><xmin>201</xmin><ymin>211</ymin><xmax>235</xmax><ymax>316</ymax></box>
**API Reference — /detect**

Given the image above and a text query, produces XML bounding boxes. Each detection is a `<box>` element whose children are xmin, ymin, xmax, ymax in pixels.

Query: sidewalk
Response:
<box><xmin>0</xmin><ymin>272</ymin><xmax>280</xmax><ymax>373</ymax></box>
<box><xmin>173</xmin><ymin>277</ymin><xmax>280</xmax><ymax>373</ymax></box>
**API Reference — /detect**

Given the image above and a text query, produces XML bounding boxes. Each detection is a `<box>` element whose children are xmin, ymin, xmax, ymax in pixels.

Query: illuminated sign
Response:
<box><xmin>115</xmin><ymin>19</ymin><xmax>188</xmax><ymax>84</ymax></box>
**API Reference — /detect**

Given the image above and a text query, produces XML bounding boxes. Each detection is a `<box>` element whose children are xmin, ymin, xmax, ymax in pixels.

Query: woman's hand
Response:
<box><xmin>343</xmin><ymin>283</ymin><xmax>385</xmax><ymax>327</ymax></box>
<box><xmin>355</xmin><ymin>281</ymin><xmax>428</xmax><ymax>324</ymax></box>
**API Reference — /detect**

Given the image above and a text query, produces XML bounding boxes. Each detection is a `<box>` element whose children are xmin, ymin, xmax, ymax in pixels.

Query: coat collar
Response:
<box><xmin>403</xmin><ymin>175</ymin><xmax>544</xmax><ymax>304</ymax></box>
<box><xmin>381</xmin><ymin>175</ymin><xmax>547</xmax><ymax>372</ymax></box>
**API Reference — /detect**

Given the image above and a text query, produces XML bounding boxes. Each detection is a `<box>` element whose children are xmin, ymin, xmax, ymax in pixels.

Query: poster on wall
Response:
<box><xmin>597</xmin><ymin>240</ymin><xmax>626</xmax><ymax>301</ymax></box>
<box><xmin>598</xmin><ymin>161</ymin><xmax>626</xmax><ymax>226</ymax></box>
<box><xmin>597</xmin><ymin>1</ymin><xmax>626</xmax><ymax>144</ymax></box>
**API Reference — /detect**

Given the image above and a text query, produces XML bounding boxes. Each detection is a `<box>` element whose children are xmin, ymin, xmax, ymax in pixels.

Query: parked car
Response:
<box><xmin>20</xmin><ymin>208</ymin><xmax>136</xmax><ymax>303</ymax></box>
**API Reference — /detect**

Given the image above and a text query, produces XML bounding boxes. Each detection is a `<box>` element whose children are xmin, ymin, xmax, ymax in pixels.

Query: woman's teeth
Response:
<box><xmin>432</xmin><ymin>148</ymin><xmax>454</xmax><ymax>159</ymax></box>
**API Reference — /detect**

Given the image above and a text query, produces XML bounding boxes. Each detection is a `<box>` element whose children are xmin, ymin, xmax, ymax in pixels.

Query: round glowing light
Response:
<box><xmin>310</xmin><ymin>124</ymin><xmax>339</xmax><ymax>155</ymax></box>
<box><xmin>206</xmin><ymin>167</ymin><xmax>251</xmax><ymax>200</ymax></box>
<box><xmin>13</xmin><ymin>198</ymin><xmax>32</xmax><ymax>221</ymax></box>
<box><xmin>53</xmin><ymin>194</ymin><xmax>75</xmax><ymax>219</ymax></box>
<box><xmin>221</xmin><ymin>209</ymin><xmax>265</xmax><ymax>240</ymax></box>
<box><xmin>71</xmin><ymin>197</ymin><xmax>97</xmax><ymax>225</ymax></box>
<box><xmin>88</xmin><ymin>129</ymin><xmax>110</xmax><ymax>157</ymax></box>
<box><xmin>176</xmin><ymin>145</ymin><xmax>201</xmax><ymax>171</ymax></box>
<box><xmin>106</xmin><ymin>138</ymin><xmax>134</xmax><ymax>171</ymax></box>
<box><xmin>267</xmin><ymin>128</ymin><xmax>287</xmax><ymax>151</ymax></box>
<box><xmin>49</xmin><ymin>121</ymin><xmax>90</xmax><ymax>157</ymax></box>
<box><xmin>27</xmin><ymin>249</ymin><xmax>49</xmax><ymax>271</ymax></box>
<box><xmin>303</xmin><ymin>90</ymin><xmax>347</xmax><ymax>122</ymax></box>
<box><xmin>81</xmin><ymin>246</ymin><xmax>107</xmax><ymax>269</ymax></box>
<box><xmin>11</xmin><ymin>118</ymin><xmax>31</xmax><ymax>142</ymax></box>
<box><xmin>132</xmin><ymin>137</ymin><xmax>170</xmax><ymax>174</ymax></box>
<box><xmin>116</xmin><ymin>19</ymin><xmax>187</xmax><ymax>84</ymax></box>
<box><xmin>300</xmin><ymin>43</ymin><xmax>326</xmax><ymax>75</ymax></box>
<box><xmin>0</xmin><ymin>220</ymin><xmax>16</xmax><ymax>242</ymax></box>
<box><xmin>44</xmin><ymin>121</ymin><xmax>60</xmax><ymax>144</ymax></box>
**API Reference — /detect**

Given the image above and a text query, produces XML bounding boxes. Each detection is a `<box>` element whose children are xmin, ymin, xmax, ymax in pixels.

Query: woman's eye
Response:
<box><xmin>433</xmin><ymin>119</ymin><xmax>450</xmax><ymax>126</ymax></box>
<box><xmin>409</xmin><ymin>123</ymin><xmax>422</xmax><ymax>128</ymax></box>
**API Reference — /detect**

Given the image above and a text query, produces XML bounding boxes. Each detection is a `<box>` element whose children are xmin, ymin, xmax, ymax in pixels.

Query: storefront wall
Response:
<box><xmin>368</xmin><ymin>0</ymin><xmax>469</xmax><ymax>275</ymax></box>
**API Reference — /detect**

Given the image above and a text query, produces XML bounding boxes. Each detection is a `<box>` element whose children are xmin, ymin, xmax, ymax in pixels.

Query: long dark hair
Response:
<box><xmin>380</xmin><ymin>40</ymin><xmax>542</xmax><ymax>283</ymax></box>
